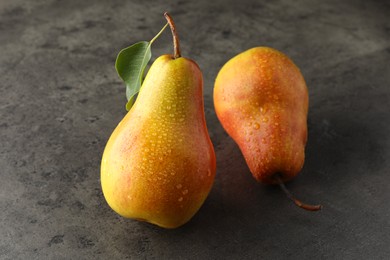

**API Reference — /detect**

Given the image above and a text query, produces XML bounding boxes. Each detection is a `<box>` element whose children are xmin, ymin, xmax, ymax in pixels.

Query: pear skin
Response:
<box><xmin>101</xmin><ymin>54</ymin><xmax>216</xmax><ymax>228</ymax></box>
<box><xmin>214</xmin><ymin>47</ymin><xmax>308</xmax><ymax>184</ymax></box>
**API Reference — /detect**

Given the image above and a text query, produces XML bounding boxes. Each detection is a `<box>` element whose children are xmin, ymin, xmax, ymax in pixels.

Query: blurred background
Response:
<box><xmin>0</xmin><ymin>0</ymin><xmax>389</xmax><ymax>259</ymax></box>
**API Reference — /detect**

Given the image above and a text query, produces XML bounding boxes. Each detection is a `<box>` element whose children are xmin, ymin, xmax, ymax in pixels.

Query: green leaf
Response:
<box><xmin>115</xmin><ymin>23</ymin><xmax>168</xmax><ymax>111</ymax></box>
<box><xmin>115</xmin><ymin>41</ymin><xmax>151</xmax><ymax>110</ymax></box>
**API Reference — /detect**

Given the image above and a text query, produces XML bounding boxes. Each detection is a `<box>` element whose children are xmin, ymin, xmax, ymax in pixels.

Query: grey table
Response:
<box><xmin>1</xmin><ymin>0</ymin><xmax>389</xmax><ymax>259</ymax></box>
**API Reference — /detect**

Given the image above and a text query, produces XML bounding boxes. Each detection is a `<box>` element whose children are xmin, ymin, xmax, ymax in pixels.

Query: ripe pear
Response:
<box><xmin>101</xmin><ymin>14</ymin><xmax>216</xmax><ymax>228</ymax></box>
<box><xmin>214</xmin><ymin>47</ymin><xmax>308</xmax><ymax>184</ymax></box>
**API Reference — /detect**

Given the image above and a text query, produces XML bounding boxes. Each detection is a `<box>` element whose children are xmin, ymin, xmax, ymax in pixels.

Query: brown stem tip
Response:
<box><xmin>164</xmin><ymin>12</ymin><xmax>181</xmax><ymax>59</ymax></box>
<box><xmin>275</xmin><ymin>175</ymin><xmax>322</xmax><ymax>212</ymax></box>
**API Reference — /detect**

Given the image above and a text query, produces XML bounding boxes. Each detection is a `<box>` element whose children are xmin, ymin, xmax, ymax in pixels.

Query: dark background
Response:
<box><xmin>1</xmin><ymin>0</ymin><xmax>389</xmax><ymax>259</ymax></box>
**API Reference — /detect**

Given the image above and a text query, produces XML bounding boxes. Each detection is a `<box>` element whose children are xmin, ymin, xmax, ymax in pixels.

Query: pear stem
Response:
<box><xmin>164</xmin><ymin>12</ymin><xmax>181</xmax><ymax>59</ymax></box>
<box><xmin>275</xmin><ymin>175</ymin><xmax>322</xmax><ymax>211</ymax></box>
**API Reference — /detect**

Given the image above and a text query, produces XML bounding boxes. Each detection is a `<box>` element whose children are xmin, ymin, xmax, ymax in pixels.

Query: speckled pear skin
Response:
<box><xmin>101</xmin><ymin>55</ymin><xmax>216</xmax><ymax>229</ymax></box>
<box><xmin>214</xmin><ymin>47</ymin><xmax>308</xmax><ymax>184</ymax></box>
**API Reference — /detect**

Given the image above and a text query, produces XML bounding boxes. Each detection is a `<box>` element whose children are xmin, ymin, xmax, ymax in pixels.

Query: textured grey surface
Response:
<box><xmin>1</xmin><ymin>0</ymin><xmax>390</xmax><ymax>259</ymax></box>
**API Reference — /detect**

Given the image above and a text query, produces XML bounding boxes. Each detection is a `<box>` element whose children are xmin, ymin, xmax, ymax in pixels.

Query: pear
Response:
<box><xmin>101</xmin><ymin>13</ymin><xmax>216</xmax><ymax>228</ymax></box>
<box><xmin>214</xmin><ymin>47</ymin><xmax>321</xmax><ymax>211</ymax></box>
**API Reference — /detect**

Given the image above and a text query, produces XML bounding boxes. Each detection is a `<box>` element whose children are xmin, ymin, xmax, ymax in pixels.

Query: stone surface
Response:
<box><xmin>1</xmin><ymin>0</ymin><xmax>389</xmax><ymax>259</ymax></box>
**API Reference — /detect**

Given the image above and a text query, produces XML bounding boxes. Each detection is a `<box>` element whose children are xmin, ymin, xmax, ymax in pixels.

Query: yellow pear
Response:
<box><xmin>101</xmin><ymin>13</ymin><xmax>216</xmax><ymax>228</ymax></box>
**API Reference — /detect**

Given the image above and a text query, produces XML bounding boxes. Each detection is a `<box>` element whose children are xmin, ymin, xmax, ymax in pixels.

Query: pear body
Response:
<box><xmin>101</xmin><ymin>55</ymin><xmax>216</xmax><ymax>228</ymax></box>
<box><xmin>214</xmin><ymin>47</ymin><xmax>308</xmax><ymax>184</ymax></box>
